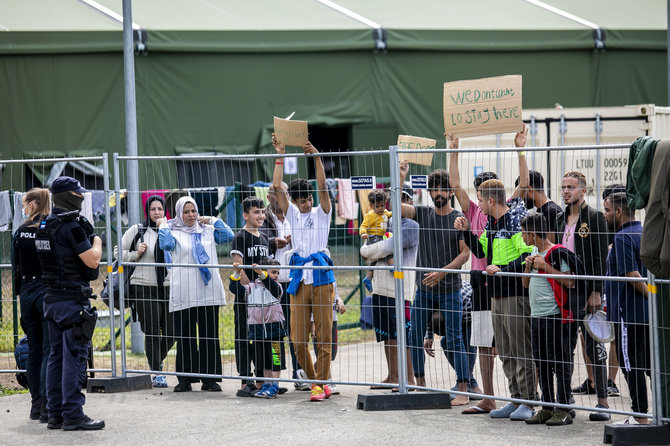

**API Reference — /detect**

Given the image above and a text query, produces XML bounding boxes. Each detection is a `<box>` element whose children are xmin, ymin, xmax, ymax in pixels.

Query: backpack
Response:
<box><xmin>14</xmin><ymin>336</ymin><xmax>29</xmax><ymax>389</ymax></box>
<box><xmin>101</xmin><ymin>225</ymin><xmax>144</xmax><ymax>310</ymax></box>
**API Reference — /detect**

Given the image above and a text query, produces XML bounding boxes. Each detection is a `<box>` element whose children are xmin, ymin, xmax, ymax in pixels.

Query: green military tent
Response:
<box><xmin>0</xmin><ymin>0</ymin><xmax>667</xmax><ymax>188</ymax></box>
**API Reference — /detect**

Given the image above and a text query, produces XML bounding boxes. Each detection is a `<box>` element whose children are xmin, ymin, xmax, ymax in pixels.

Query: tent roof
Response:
<box><xmin>0</xmin><ymin>0</ymin><xmax>665</xmax><ymax>53</ymax></box>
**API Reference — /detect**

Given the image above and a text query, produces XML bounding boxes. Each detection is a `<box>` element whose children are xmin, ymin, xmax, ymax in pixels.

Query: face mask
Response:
<box><xmin>53</xmin><ymin>193</ymin><xmax>84</xmax><ymax>212</ymax></box>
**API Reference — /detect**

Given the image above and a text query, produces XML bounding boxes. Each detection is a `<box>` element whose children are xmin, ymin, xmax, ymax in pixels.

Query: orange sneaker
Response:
<box><xmin>310</xmin><ymin>385</ymin><xmax>325</xmax><ymax>402</ymax></box>
<box><xmin>323</xmin><ymin>384</ymin><xmax>332</xmax><ymax>399</ymax></box>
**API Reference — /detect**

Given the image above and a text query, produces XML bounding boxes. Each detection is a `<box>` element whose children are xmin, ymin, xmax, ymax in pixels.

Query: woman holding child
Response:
<box><xmin>158</xmin><ymin>196</ymin><xmax>234</xmax><ymax>392</ymax></box>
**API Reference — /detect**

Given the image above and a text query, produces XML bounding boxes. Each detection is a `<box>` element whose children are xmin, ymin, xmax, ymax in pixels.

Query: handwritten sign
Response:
<box><xmin>397</xmin><ymin>135</ymin><xmax>435</xmax><ymax>166</ymax></box>
<box><xmin>443</xmin><ymin>75</ymin><xmax>523</xmax><ymax>138</ymax></box>
<box><xmin>274</xmin><ymin>116</ymin><xmax>308</xmax><ymax>147</ymax></box>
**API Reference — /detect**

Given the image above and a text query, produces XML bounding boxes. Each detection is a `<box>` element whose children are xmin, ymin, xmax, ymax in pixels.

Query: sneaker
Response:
<box><xmin>362</xmin><ymin>277</ymin><xmax>373</xmax><ymax>293</ymax></box>
<box><xmin>323</xmin><ymin>384</ymin><xmax>332</xmax><ymax>399</ymax></box>
<box><xmin>546</xmin><ymin>409</ymin><xmax>574</xmax><ymax>426</ymax></box>
<box><xmin>589</xmin><ymin>403</ymin><xmax>611</xmax><ymax>421</ymax></box>
<box><xmin>572</xmin><ymin>378</ymin><xmax>596</xmax><ymax>395</ymax></box>
<box><xmin>310</xmin><ymin>384</ymin><xmax>325</xmax><ymax>402</ymax></box>
<box><xmin>510</xmin><ymin>404</ymin><xmax>534</xmax><ymax>421</ymax></box>
<box><xmin>614</xmin><ymin>416</ymin><xmax>642</xmax><ymax>425</ymax></box>
<box><xmin>607</xmin><ymin>379</ymin><xmax>621</xmax><ymax>397</ymax></box>
<box><xmin>294</xmin><ymin>369</ymin><xmax>311</xmax><ymax>391</ymax></box>
<box><xmin>525</xmin><ymin>409</ymin><xmax>553</xmax><ymax>425</ymax></box>
<box><xmin>255</xmin><ymin>383</ymin><xmax>278</xmax><ymax>399</ymax></box>
<box><xmin>490</xmin><ymin>402</ymin><xmax>517</xmax><ymax>419</ymax></box>
<box><xmin>152</xmin><ymin>375</ymin><xmax>168</xmax><ymax>388</ymax></box>
<box><xmin>277</xmin><ymin>387</ymin><xmax>289</xmax><ymax>395</ymax></box>
<box><xmin>329</xmin><ymin>383</ymin><xmax>340</xmax><ymax>395</ymax></box>
<box><xmin>236</xmin><ymin>383</ymin><xmax>258</xmax><ymax>397</ymax></box>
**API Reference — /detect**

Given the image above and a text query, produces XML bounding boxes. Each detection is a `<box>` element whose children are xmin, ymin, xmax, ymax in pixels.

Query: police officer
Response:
<box><xmin>12</xmin><ymin>188</ymin><xmax>51</xmax><ymax>422</ymax></box>
<box><xmin>36</xmin><ymin>177</ymin><xmax>105</xmax><ymax>431</ymax></box>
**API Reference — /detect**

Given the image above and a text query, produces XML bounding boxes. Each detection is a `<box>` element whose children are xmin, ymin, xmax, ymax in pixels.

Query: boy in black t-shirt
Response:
<box><xmin>230</xmin><ymin>197</ymin><xmax>271</xmax><ymax>397</ymax></box>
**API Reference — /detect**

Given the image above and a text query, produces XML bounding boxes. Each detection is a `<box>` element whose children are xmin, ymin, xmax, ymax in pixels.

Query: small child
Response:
<box><xmin>521</xmin><ymin>213</ymin><xmax>577</xmax><ymax>426</ymax></box>
<box><xmin>230</xmin><ymin>258</ymin><xmax>285</xmax><ymax>399</ymax></box>
<box><xmin>360</xmin><ymin>190</ymin><xmax>392</xmax><ymax>292</ymax></box>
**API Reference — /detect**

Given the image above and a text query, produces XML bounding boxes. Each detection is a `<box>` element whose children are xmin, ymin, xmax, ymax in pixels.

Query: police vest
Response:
<box><xmin>35</xmin><ymin>212</ymin><xmax>96</xmax><ymax>286</ymax></box>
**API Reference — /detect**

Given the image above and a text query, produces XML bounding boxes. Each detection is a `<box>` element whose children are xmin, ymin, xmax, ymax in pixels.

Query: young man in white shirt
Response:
<box><xmin>272</xmin><ymin>134</ymin><xmax>335</xmax><ymax>402</ymax></box>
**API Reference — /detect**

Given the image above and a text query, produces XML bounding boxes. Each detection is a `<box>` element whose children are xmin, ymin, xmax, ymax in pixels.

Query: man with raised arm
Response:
<box><xmin>398</xmin><ymin>162</ymin><xmax>470</xmax><ymax>406</ymax></box>
<box><xmin>454</xmin><ymin>178</ymin><xmax>535</xmax><ymax>421</ymax></box>
<box><xmin>448</xmin><ymin>126</ymin><xmax>529</xmax><ymax>414</ymax></box>
<box><xmin>271</xmin><ymin>134</ymin><xmax>335</xmax><ymax>402</ymax></box>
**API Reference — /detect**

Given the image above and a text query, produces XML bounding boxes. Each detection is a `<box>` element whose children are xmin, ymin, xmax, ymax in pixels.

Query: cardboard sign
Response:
<box><xmin>351</xmin><ymin>176</ymin><xmax>376</xmax><ymax>190</ymax></box>
<box><xmin>273</xmin><ymin>116</ymin><xmax>308</xmax><ymax>147</ymax></box>
<box><xmin>397</xmin><ymin>135</ymin><xmax>435</xmax><ymax>166</ymax></box>
<box><xmin>443</xmin><ymin>75</ymin><xmax>523</xmax><ymax>138</ymax></box>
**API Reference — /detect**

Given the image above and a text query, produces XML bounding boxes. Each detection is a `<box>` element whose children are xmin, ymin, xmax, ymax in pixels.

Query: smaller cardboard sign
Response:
<box><xmin>397</xmin><ymin>135</ymin><xmax>435</xmax><ymax>166</ymax></box>
<box><xmin>410</xmin><ymin>175</ymin><xmax>428</xmax><ymax>190</ymax></box>
<box><xmin>274</xmin><ymin>116</ymin><xmax>308</xmax><ymax>147</ymax></box>
<box><xmin>351</xmin><ymin>176</ymin><xmax>376</xmax><ymax>190</ymax></box>
<box><xmin>443</xmin><ymin>75</ymin><xmax>523</xmax><ymax>138</ymax></box>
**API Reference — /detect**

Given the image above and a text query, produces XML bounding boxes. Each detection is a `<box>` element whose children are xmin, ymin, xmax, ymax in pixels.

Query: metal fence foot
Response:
<box><xmin>87</xmin><ymin>375</ymin><xmax>152</xmax><ymax>393</ymax></box>
<box><xmin>603</xmin><ymin>423</ymin><xmax>670</xmax><ymax>445</ymax></box>
<box><xmin>356</xmin><ymin>392</ymin><xmax>452</xmax><ymax>411</ymax></box>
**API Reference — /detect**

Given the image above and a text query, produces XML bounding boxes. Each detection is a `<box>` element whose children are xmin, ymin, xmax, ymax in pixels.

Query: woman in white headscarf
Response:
<box><xmin>158</xmin><ymin>196</ymin><xmax>234</xmax><ymax>392</ymax></box>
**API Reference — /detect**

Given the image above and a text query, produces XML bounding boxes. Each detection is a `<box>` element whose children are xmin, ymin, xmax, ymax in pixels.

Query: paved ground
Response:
<box><xmin>0</xmin><ymin>340</ymin><xmax>631</xmax><ymax>445</ymax></box>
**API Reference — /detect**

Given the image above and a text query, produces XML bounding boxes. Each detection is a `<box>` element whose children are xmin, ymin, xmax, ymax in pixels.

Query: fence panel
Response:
<box><xmin>0</xmin><ymin>156</ymin><xmax>114</xmax><ymax>383</ymax></box>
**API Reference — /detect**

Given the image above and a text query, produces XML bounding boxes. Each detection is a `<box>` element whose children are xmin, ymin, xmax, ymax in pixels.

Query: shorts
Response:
<box><xmin>470</xmin><ymin>310</ymin><xmax>495</xmax><ymax>348</ymax></box>
<box><xmin>256</xmin><ymin>338</ymin><xmax>282</xmax><ymax>373</ymax></box>
<box><xmin>471</xmin><ymin>270</ymin><xmax>490</xmax><ymax>312</ymax></box>
<box><xmin>372</xmin><ymin>294</ymin><xmax>410</xmax><ymax>342</ymax></box>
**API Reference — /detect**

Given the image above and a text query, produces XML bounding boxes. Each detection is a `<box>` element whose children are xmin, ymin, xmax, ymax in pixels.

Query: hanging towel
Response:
<box><xmin>12</xmin><ymin>191</ymin><xmax>25</xmax><ymax>234</ymax></box>
<box><xmin>357</xmin><ymin>189</ymin><xmax>371</xmax><ymax>217</ymax></box>
<box><xmin>254</xmin><ymin>186</ymin><xmax>270</xmax><ymax>206</ymax></box>
<box><xmin>90</xmin><ymin>190</ymin><xmax>107</xmax><ymax>220</ymax></box>
<box><xmin>337</xmin><ymin>179</ymin><xmax>356</xmax><ymax>219</ymax></box>
<box><xmin>0</xmin><ymin>191</ymin><xmax>12</xmax><ymax>231</ymax></box>
<box><xmin>216</xmin><ymin>187</ymin><xmax>227</xmax><ymax>214</ymax></box>
<box><xmin>141</xmin><ymin>189</ymin><xmax>168</xmax><ymax>217</ymax></box>
<box><xmin>81</xmin><ymin>192</ymin><xmax>94</xmax><ymax>223</ymax></box>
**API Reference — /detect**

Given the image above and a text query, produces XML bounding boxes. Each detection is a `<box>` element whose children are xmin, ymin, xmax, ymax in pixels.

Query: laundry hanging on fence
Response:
<box><xmin>12</xmin><ymin>191</ymin><xmax>25</xmax><ymax>234</ymax></box>
<box><xmin>0</xmin><ymin>190</ymin><xmax>12</xmax><ymax>231</ymax></box>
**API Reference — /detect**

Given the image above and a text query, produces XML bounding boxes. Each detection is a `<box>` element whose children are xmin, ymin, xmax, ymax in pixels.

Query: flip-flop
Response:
<box><xmin>461</xmin><ymin>406</ymin><xmax>491</xmax><ymax>415</ymax></box>
<box><xmin>369</xmin><ymin>385</ymin><xmax>390</xmax><ymax>390</ymax></box>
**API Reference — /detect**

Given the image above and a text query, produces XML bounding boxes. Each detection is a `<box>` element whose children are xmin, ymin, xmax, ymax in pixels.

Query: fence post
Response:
<box><xmin>113</xmin><ymin>153</ymin><xmax>128</xmax><ymax>378</ymax></box>
<box><xmin>105</xmin><ymin>153</ymin><xmax>117</xmax><ymax>377</ymax></box>
<box><xmin>389</xmin><ymin>144</ymin><xmax>408</xmax><ymax>394</ymax></box>
<box><xmin>648</xmin><ymin>271</ymin><xmax>663</xmax><ymax>425</ymax></box>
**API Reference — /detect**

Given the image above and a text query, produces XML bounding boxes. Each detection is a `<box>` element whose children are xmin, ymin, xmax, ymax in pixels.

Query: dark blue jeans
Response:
<box><xmin>442</xmin><ymin>318</ymin><xmax>478</xmax><ymax>388</ymax></box>
<box><xmin>19</xmin><ymin>281</ymin><xmax>50</xmax><ymax>404</ymax></box>
<box><xmin>409</xmin><ymin>288</ymin><xmax>468</xmax><ymax>381</ymax></box>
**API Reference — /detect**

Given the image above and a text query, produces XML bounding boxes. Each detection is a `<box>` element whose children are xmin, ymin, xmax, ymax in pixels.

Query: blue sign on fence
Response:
<box><xmin>351</xmin><ymin>176</ymin><xmax>376</xmax><ymax>190</ymax></box>
<box><xmin>410</xmin><ymin>175</ymin><xmax>428</xmax><ymax>189</ymax></box>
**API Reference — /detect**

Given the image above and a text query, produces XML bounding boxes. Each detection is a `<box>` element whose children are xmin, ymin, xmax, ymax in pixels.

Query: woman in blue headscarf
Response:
<box><xmin>121</xmin><ymin>195</ymin><xmax>174</xmax><ymax>388</ymax></box>
<box><xmin>158</xmin><ymin>196</ymin><xmax>234</xmax><ymax>392</ymax></box>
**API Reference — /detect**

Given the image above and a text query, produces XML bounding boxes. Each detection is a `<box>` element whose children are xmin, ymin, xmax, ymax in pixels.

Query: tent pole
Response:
<box><xmin>123</xmin><ymin>0</ymin><xmax>144</xmax><ymax>354</ymax></box>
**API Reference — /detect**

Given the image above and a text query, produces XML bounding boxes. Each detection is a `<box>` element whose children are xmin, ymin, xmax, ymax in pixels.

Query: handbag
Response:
<box><xmin>101</xmin><ymin>224</ymin><xmax>144</xmax><ymax>310</ymax></box>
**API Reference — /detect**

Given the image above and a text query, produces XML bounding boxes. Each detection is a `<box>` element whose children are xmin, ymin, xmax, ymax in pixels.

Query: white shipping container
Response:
<box><xmin>452</xmin><ymin>104</ymin><xmax>670</xmax><ymax>212</ymax></box>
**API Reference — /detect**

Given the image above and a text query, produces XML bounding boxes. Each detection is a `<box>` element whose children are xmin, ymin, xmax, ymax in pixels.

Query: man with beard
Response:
<box><xmin>603</xmin><ymin>192</ymin><xmax>649</xmax><ymax>425</ymax></box>
<box><xmin>399</xmin><ymin>162</ymin><xmax>471</xmax><ymax>406</ymax></box>
<box><xmin>557</xmin><ymin>171</ymin><xmax>610</xmax><ymax>421</ymax></box>
<box><xmin>515</xmin><ymin>170</ymin><xmax>563</xmax><ymax>243</ymax></box>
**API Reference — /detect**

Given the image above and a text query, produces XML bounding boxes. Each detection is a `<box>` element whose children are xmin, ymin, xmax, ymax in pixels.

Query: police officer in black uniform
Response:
<box><xmin>36</xmin><ymin>177</ymin><xmax>105</xmax><ymax>431</ymax></box>
<box><xmin>12</xmin><ymin>188</ymin><xmax>51</xmax><ymax>422</ymax></box>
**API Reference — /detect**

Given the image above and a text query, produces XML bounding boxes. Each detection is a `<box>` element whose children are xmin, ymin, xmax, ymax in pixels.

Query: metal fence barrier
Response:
<box><xmin>0</xmin><ymin>156</ymin><xmax>115</xmax><ymax>378</ymax></box>
<box><xmin>2</xmin><ymin>142</ymin><xmax>666</xmax><ymax>432</ymax></box>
